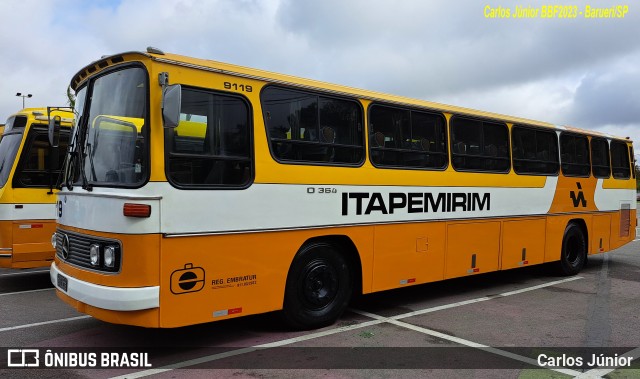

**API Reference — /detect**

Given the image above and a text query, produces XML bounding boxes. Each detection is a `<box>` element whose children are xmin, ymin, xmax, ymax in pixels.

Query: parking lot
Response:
<box><xmin>1</xmin><ymin>225</ymin><xmax>639</xmax><ymax>379</ymax></box>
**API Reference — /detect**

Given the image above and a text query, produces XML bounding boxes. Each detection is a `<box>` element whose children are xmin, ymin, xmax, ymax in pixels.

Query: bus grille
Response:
<box><xmin>55</xmin><ymin>229</ymin><xmax>122</xmax><ymax>273</ymax></box>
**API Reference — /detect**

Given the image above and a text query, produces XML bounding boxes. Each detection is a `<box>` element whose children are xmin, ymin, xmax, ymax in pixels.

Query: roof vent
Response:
<box><xmin>147</xmin><ymin>46</ymin><xmax>165</xmax><ymax>55</ymax></box>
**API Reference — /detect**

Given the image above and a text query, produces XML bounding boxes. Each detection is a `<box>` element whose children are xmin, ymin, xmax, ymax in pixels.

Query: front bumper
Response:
<box><xmin>50</xmin><ymin>262</ymin><xmax>159</xmax><ymax>311</ymax></box>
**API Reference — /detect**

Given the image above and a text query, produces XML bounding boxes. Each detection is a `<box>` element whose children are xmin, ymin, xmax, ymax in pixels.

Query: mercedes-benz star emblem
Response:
<box><xmin>61</xmin><ymin>234</ymin><xmax>70</xmax><ymax>260</ymax></box>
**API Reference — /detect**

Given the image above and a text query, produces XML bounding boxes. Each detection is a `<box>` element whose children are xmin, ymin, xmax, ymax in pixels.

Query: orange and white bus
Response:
<box><xmin>49</xmin><ymin>48</ymin><xmax>635</xmax><ymax>329</ymax></box>
<box><xmin>0</xmin><ymin>108</ymin><xmax>71</xmax><ymax>269</ymax></box>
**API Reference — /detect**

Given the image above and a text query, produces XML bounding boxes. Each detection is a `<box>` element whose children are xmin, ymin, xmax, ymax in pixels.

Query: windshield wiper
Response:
<box><xmin>79</xmin><ymin>143</ymin><xmax>93</xmax><ymax>191</ymax></box>
<box><xmin>52</xmin><ymin>144</ymin><xmax>68</xmax><ymax>191</ymax></box>
<box><xmin>86</xmin><ymin>143</ymin><xmax>98</xmax><ymax>181</ymax></box>
<box><xmin>62</xmin><ymin>148</ymin><xmax>76</xmax><ymax>191</ymax></box>
<box><xmin>73</xmin><ymin>116</ymin><xmax>92</xmax><ymax>192</ymax></box>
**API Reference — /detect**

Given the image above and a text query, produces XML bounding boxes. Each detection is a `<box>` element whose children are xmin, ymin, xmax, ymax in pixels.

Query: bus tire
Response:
<box><xmin>282</xmin><ymin>242</ymin><xmax>352</xmax><ymax>330</ymax></box>
<box><xmin>555</xmin><ymin>222</ymin><xmax>587</xmax><ymax>276</ymax></box>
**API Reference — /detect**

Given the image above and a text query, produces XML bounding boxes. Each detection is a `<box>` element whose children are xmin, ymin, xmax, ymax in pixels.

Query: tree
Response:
<box><xmin>66</xmin><ymin>85</ymin><xmax>75</xmax><ymax>108</ymax></box>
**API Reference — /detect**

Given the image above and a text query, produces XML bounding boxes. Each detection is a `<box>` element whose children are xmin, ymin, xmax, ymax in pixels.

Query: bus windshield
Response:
<box><xmin>76</xmin><ymin>67</ymin><xmax>148</xmax><ymax>186</ymax></box>
<box><xmin>0</xmin><ymin>116</ymin><xmax>26</xmax><ymax>188</ymax></box>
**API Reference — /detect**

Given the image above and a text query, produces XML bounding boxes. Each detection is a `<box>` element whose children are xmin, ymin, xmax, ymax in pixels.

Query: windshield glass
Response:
<box><xmin>79</xmin><ymin>67</ymin><xmax>148</xmax><ymax>186</ymax></box>
<box><xmin>62</xmin><ymin>87</ymin><xmax>86</xmax><ymax>187</ymax></box>
<box><xmin>0</xmin><ymin>116</ymin><xmax>26</xmax><ymax>188</ymax></box>
<box><xmin>73</xmin><ymin>86</ymin><xmax>87</xmax><ymax>129</ymax></box>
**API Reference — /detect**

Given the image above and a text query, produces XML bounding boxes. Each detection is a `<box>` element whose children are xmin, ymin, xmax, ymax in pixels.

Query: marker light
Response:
<box><xmin>89</xmin><ymin>244</ymin><xmax>101</xmax><ymax>266</ymax></box>
<box><xmin>123</xmin><ymin>203</ymin><xmax>151</xmax><ymax>218</ymax></box>
<box><xmin>104</xmin><ymin>246</ymin><xmax>116</xmax><ymax>268</ymax></box>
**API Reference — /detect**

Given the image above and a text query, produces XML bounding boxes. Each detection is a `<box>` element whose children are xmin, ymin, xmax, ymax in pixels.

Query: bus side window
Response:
<box><xmin>512</xmin><ymin>126</ymin><xmax>559</xmax><ymax>176</ymax></box>
<box><xmin>369</xmin><ymin>104</ymin><xmax>447</xmax><ymax>170</ymax></box>
<box><xmin>591</xmin><ymin>137</ymin><xmax>611</xmax><ymax>178</ymax></box>
<box><xmin>611</xmin><ymin>140</ymin><xmax>631</xmax><ymax>179</ymax></box>
<box><xmin>629</xmin><ymin>145</ymin><xmax>635</xmax><ymax>179</ymax></box>
<box><xmin>261</xmin><ymin>87</ymin><xmax>364</xmax><ymax>166</ymax></box>
<box><xmin>166</xmin><ymin>88</ymin><xmax>252</xmax><ymax>187</ymax></box>
<box><xmin>450</xmin><ymin>116</ymin><xmax>509</xmax><ymax>173</ymax></box>
<box><xmin>560</xmin><ymin>133</ymin><xmax>590</xmax><ymax>177</ymax></box>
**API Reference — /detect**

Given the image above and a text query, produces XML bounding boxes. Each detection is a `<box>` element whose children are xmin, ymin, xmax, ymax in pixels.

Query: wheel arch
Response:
<box><xmin>295</xmin><ymin>235</ymin><xmax>363</xmax><ymax>297</ymax></box>
<box><xmin>553</xmin><ymin>217</ymin><xmax>589</xmax><ymax>276</ymax></box>
<box><xmin>568</xmin><ymin>217</ymin><xmax>589</xmax><ymax>253</ymax></box>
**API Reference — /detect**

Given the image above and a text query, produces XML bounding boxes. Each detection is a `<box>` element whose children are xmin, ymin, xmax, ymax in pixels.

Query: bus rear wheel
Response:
<box><xmin>282</xmin><ymin>242</ymin><xmax>352</xmax><ymax>330</ymax></box>
<box><xmin>556</xmin><ymin>223</ymin><xmax>587</xmax><ymax>276</ymax></box>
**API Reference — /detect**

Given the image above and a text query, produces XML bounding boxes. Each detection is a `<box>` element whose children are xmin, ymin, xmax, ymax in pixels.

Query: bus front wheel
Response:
<box><xmin>282</xmin><ymin>242</ymin><xmax>352</xmax><ymax>330</ymax></box>
<box><xmin>556</xmin><ymin>223</ymin><xmax>587</xmax><ymax>276</ymax></box>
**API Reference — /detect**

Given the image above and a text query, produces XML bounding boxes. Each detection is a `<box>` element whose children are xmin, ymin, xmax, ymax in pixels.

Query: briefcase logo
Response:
<box><xmin>170</xmin><ymin>263</ymin><xmax>205</xmax><ymax>295</ymax></box>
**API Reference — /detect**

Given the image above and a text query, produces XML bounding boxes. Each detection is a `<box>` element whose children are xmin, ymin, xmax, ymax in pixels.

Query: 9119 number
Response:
<box><xmin>224</xmin><ymin>82</ymin><xmax>252</xmax><ymax>92</ymax></box>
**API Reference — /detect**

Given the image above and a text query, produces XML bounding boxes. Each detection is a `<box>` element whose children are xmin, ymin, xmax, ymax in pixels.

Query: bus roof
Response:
<box><xmin>70</xmin><ymin>49</ymin><xmax>631</xmax><ymax>142</ymax></box>
<box><xmin>8</xmin><ymin>107</ymin><xmax>74</xmax><ymax>128</ymax></box>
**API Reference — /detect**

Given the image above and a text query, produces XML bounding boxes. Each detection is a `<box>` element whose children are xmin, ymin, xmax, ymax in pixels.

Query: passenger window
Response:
<box><xmin>511</xmin><ymin>126</ymin><xmax>559</xmax><ymax>175</ymax></box>
<box><xmin>165</xmin><ymin>88</ymin><xmax>252</xmax><ymax>187</ymax></box>
<box><xmin>560</xmin><ymin>133</ymin><xmax>590</xmax><ymax>177</ymax></box>
<box><xmin>590</xmin><ymin>137</ymin><xmax>611</xmax><ymax>178</ymax></box>
<box><xmin>261</xmin><ymin>87</ymin><xmax>363</xmax><ymax>165</ymax></box>
<box><xmin>611</xmin><ymin>140</ymin><xmax>631</xmax><ymax>179</ymax></box>
<box><xmin>450</xmin><ymin>116</ymin><xmax>509</xmax><ymax>172</ymax></box>
<box><xmin>369</xmin><ymin>104</ymin><xmax>447</xmax><ymax>169</ymax></box>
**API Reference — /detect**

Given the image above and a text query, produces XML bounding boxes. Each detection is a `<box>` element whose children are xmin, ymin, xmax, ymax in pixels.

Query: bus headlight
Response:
<box><xmin>51</xmin><ymin>233</ymin><xmax>57</xmax><ymax>249</ymax></box>
<box><xmin>104</xmin><ymin>246</ymin><xmax>116</xmax><ymax>268</ymax></box>
<box><xmin>89</xmin><ymin>244</ymin><xmax>101</xmax><ymax>266</ymax></box>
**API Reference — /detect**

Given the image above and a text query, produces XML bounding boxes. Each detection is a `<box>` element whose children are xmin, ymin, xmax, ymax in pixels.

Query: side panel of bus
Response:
<box><xmin>0</xmin><ymin>123</ymin><xmax>70</xmax><ymax>269</ymax></box>
<box><xmin>157</xmin><ymin>227</ymin><xmax>374</xmax><ymax>328</ymax></box>
<box><xmin>371</xmin><ymin>222</ymin><xmax>446</xmax><ymax>292</ymax></box>
<box><xmin>8</xmin><ymin>220</ymin><xmax>56</xmax><ymax>268</ymax></box>
<box><xmin>501</xmin><ymin>218</ymin><xmax>546</xmax><ymax>269</ymax></box>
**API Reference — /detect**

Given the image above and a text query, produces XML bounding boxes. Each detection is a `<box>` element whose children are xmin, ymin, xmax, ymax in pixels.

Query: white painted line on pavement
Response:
<box><xmin>108</xmin><ymin>319</ymin><xmax>383</xmax><ymax>379</ymax></box>
<box><xmin>392</xmin><ymin>318</ymin><xmax>582</xmax><ymax>377</ymax></box>
<box><xmin>576</xmin><ymin>346</ymin><xmax>640</xmax><ymax>379</ymax></box>
<box><xmin>0</xmin><ymin>315</ymin><xmax>92</xmax><ymax>332</ymax></box>
<box><xmin>0</xmin><ymin>288</ymin><xmax>53</xmax><ymax>297</ymax></box>
<box><xmin>386</xmin><ymin>276</ymin><xmax>583</xmax><ymax>321</ymax></box>
<box><xmin>110</xmin><ymin>276</ymin><xmax>583</xmax><ymax>378</ymax></box>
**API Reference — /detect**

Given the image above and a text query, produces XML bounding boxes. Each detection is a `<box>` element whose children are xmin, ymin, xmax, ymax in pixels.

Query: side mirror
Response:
<box><xmin>48</xmin><ymin>115</ymin><xmax>61</xmax><ymax>147</ymax></box>
<box><xmin>162</xmin><ymin>84</ymin><xmax>181</xmax><ymax>128</ymax></box>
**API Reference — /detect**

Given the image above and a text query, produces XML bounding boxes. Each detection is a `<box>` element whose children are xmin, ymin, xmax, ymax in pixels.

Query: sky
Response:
<box><xmin>1</xmin><ymin>0</ymin><xmax>639</xmax><ymax>151</ymax></box>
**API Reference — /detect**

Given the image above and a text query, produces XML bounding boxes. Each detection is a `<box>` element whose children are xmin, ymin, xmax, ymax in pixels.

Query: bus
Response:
<box><xmin>49</xmin><ymin>48</ymin><xmax>636</xmax><ymax>329</ymax></box>
<box><xmin>0</xmin><ymin>108</ymin><xmax>71</xmax><ymax>269</ymax></box>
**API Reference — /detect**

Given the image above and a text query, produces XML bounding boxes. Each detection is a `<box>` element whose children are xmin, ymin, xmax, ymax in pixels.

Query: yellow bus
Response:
<box><xmin>49</xmin><ymin>48</ymin><xmax>636</xmax><ymax>329</ymax></box>
<box><xmin>0</xmin><ymin>108</ymin><xmax>71</xmax><ymax>269</ymax></box>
